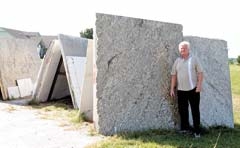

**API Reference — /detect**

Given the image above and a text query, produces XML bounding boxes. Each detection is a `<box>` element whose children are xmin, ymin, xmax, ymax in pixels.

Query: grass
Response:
<box><xmin>4</xmin><ymin>105</ymin><xmax>17</xmax><ymax>112</ymax></box>
<box><xmin>87</xmin><ymin>64</ymin><xmax>240</xmax><ymax>148</ymax></box>
<box><xmin>29</xmin><ymin>98</ymin><xmax>87</xmax><ymax>129</ymax></box>
<box><xmin>87</xmin><ymin>127</ymin><xmax>240</xmax><ymax>148</ymax></box>
<box><xmin>231</xmin><ymin>65</ymin><xmax>240</xmax><ymax>129</ymax></box>
<box><xmin>230</xmin><ymin>64</ymin><xmax>240</xmax><ymax>96</ymax></box>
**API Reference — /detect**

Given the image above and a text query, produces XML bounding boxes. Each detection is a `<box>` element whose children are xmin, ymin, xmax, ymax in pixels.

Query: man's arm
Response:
<box><xmin>196</xmin><ymin>72</ymin><xmax>203</xmax><ymax>92</ymax></box>
<box><xmin>170</xmin><ymin>75</ymin><xmax>177</xmax><ymax>97</ymax></box>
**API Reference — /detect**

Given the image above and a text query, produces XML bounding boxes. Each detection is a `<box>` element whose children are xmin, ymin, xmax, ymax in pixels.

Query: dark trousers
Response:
<box><xmin>177</xmin><ymin>88</ymin><xmax>200</xmax><ymax>134</ymax></box>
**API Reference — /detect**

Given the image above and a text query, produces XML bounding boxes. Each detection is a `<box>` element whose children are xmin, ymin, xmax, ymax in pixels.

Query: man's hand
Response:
<box><xmin>170</xmin><ymin>75</ymin><xmax>177</xmax><ymax>98</ymax></box>
<box><xmin>196</xmin><ymin>85</ymin><xmax>202</xmax><ymax>92</ymax></box>
<box><xmin>196</xmin><ymin>72</ymin><xmax>203</xmax><ymax>92</ymax></box>
<box><xmin>170</xmin><ymin>89</ymin><xmax>175</xmax><ymax>97</ymax></box>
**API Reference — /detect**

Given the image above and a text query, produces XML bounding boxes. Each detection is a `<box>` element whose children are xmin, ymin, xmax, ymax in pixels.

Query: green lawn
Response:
<box><xmin>87</xmin><ymin>65</ymin><xmax>240</xmax><ymax>148</ymax></box>
<box><xmin>29</xmin><ymin>98</ymin><xmax>85</xmax><ymax>128</ymax></box>
<box><xmin>230</xmin><ymin>65</ymin><xmax>240</xmax><ymax>96</ymax></box>
<box><xmin>230</xmin><ymin>65</ymin><xmax>240</xmax><ymax>126</ymax></box>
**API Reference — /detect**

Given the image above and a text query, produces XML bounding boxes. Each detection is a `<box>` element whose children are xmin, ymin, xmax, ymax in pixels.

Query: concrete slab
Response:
<box><xmin>17</xmin><ymin>78</ymin><xmax>33</xmax><ymax>98</ymax></box>
<box><xmin>7</xmin><ymin>86</ymin><xmax>20</xmax><ymax>99</ymax></box>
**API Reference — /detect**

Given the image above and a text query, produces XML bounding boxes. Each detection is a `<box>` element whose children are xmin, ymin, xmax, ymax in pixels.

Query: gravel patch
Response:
<box><xmin>0</xmin><ymin>101</ymin><xmax>104</xmax><ymax>148</ymax></box>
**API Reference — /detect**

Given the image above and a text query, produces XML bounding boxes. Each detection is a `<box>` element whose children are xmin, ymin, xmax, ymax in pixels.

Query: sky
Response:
<box><xmin>0</xmin><ymin>0</ymin><xmax>239</xmax><ymax>58</ymax></box>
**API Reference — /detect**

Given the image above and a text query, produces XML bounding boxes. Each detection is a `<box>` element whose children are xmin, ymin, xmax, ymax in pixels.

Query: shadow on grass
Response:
<box><xmin>0</xmin><ymin>97</ymin><xmax>74</xmax><ymax>110</ymax></box>
<box><xmin>100</xmin><ymin>124</ymin><xmax>240</xmax><ymax>148</ymax></box>
<box><xmin>0</xmin><ymin>97</ymin><xmax>88</xmax><ymax>126</ymax></box>
<box><xmin>28</xmin><ymin>97</ymin><xmax>74</xmax><ymax>110</ymax></box>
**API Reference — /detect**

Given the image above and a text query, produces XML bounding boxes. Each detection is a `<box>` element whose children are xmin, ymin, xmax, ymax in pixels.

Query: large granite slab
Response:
<box><xmin>184</xmin><ymin>36</ymin><xmax>234</xmax><ymax>128</ymax></box>
<box><xmin>94</xmin><ymin>13</ymin><xmax>183</xmax><ymax>135</ymax></box>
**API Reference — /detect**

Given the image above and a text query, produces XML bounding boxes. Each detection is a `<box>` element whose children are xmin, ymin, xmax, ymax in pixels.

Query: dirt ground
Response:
<box><xmin>0</xmin><ymin>99</ymin><xmax>104</xmax><ymax>148</ymax></box>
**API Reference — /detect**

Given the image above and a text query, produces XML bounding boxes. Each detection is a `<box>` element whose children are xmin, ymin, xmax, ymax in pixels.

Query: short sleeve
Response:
<box><xmin>171</xmin><ymin>59</ymin><xmax>178</xmax><ymax>75</ymax></box>
<box><xmin>195</xmin><ymin>57</ymin><xmax>203</xmax><ymax>73</ymax></box>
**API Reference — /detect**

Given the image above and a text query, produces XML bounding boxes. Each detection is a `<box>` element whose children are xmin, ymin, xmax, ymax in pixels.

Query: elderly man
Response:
<box><xmin>170</xmin><ymin>41</ymin><xmax>203</xmax><ymax>138</ymax></box>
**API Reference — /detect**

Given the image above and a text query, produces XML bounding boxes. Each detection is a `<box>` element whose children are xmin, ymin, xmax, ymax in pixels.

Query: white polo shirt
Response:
<box><xmin>171</xmin><ymin>55</ymin><xmax>203</xmax><ymax>91</ymax></box>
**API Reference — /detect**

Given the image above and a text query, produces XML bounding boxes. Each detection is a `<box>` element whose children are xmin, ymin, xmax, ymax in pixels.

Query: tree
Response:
<box><xmin>80</xmin><ymin>28</ymin><xmax>93</xmax><ymax>39</ymax></box>
<box><xmin>237</xmin><ymin>55</ymin><xmax>240</xmax><ymax>64</ymax></box>
<box><xmin>228</xmin><ymin>59</ymin><xmax>234</xmax><ymax>65</ymax></box>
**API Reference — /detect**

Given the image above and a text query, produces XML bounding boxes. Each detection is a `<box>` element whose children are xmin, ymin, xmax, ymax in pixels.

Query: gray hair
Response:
<box><xmin>179</xmin><ymin>41</ymin><xmax>190</xmax><ymax>50</ymax></box>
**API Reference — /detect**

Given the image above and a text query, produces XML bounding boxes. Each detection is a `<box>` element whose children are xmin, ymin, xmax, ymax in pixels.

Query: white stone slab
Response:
<box><xmin>66</xmin><ymin>56</ymin><xmax>86</xmax><ymax>108</ymax></box>
<box><xmin>80</xmin><ymin>40</ymin><xmax>94</xmax><ymax>121</ymax></box>
<box><xmin>7</xmin><ymin>86</ymin><xmax>20</xmax><ymax>99</ymax></box>
<box><xmin>32</xmin><ymin>40</ymin><xmax>63</xmax><ymax>102</ymax></box>
<box><xmin>0</xmin><ymin>38</ymin><xmax>42</xmax><ymax>100</ymax></box>
<box><xmin>17</xmin><ymin>78</ymin><xmax>33</xmax><ymax>97</ymax></box>
<box><xmin>58</xmin><ymin>34</ymin><xmax>89</xmax><ymax>109</ymax></box>
<box><xmin>58</xmin><ymin>34</ymin><xmax>87</xmax><ymax>57</ymax></box>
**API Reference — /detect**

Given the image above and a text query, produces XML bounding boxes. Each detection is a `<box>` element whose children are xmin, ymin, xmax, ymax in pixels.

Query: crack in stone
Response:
<box><xmin>107</xmin><ymin>52</ymin><xmax>122</xmax><ymax>70</ymax></box>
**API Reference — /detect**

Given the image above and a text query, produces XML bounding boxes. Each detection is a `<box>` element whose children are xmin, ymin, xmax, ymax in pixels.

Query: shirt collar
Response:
<box><xmin>180</xmin><ymin>54</ymin><xmax>192</xmax><ymax>60</ymax></box>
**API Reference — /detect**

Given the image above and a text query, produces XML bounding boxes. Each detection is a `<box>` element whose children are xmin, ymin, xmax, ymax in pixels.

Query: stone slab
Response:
<box><xmin>184</xmin><ymin>36</ymin><xmax>234</xmax><ymax>128</ymax></box>
<box><xmin>7</xmin><ymin>86</ymin><xmax>20</xmax><ymax>99</ymax></box>
<box><xmin>94</xmin><ymin>13</ymin><xmax>183</xmax><ymax>135</ymax></box>
<box><xmin>65</xmin><ymin>56</ymin><xmax>86</xmax><ymax>108</ymax></box>
<box><xmin>58</xmin><ymin>34</ymin><xmax>91</xmax><ymax>111</ymax></box>
<box><xmin>32</xmin><ymin>40</ymin><xmax>73</xmax><ymax>102</ymax></box>
<box><xmin>0</xmin><ymin>39</ymin><xmax>42</xmax><ymax>100</ymax></box>
<box><xmin>17</xmin><ymin>78</ymin><xmax>33</xmax><ymax>97</ymax></box>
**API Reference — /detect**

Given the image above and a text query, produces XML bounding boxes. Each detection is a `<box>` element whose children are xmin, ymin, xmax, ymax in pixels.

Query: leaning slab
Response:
<box><xmin>58</xmin><ymin>34</ymin><xmax>89</xmax><ymax>109</ymax></box>
<box><xmin>33</xmin><ymin>34</ymin><xmax>93</xmax><ymax>120</ymax></box>
<box><xmin>94</xmin><ymin>13</ymin><xmax>183</xmax><ymax>135</ymax></box>
<box><xmin>184</xmin><ymin>36</ymin><xmax>234</xmax><ymax>128</ymax></box>
<box><xmin>17</xmin><ymin>78</ymin><xmax>33</xmax><ymax>97</ymax></box>
<box><xmin>80</xmin><ymin>39</ymin><xmax>94</xmax><ymax>121</ymax></box>
<box><xmin>0</xmin><ymin>38</ymin><xmax>42</xmax><ymax>100</ymax></box>
<box><xmin>32</xmin><ymin>40</ymin><xmax>70</xmax><ymax>102</ymax></box>
<box><xmin>7</xmin><ymin>86</ymin><xmax>20</xmax><ymax>99</ymax></box>
<box><xmin>65</xmin><ymin>56</ymin><xmax>86</xmax><ymax>107</ymax></box>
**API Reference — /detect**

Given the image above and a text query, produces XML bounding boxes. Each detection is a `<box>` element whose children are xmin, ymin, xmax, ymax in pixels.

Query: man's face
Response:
<box><xmin>179</xmin><ymin>44</ymin><xmax>189</xmax><ymax>57</ymax></box>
